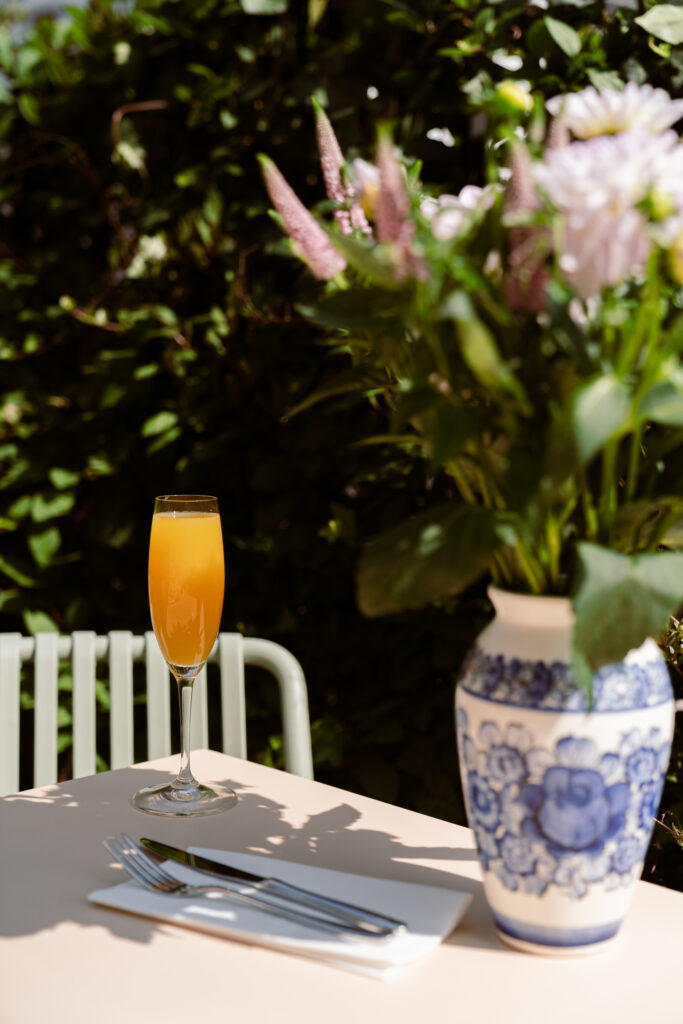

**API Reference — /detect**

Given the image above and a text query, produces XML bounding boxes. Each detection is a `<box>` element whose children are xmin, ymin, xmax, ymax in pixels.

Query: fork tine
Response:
<box><xmin>105</xmin><ymin>836</ymin><xmax>177</xmax><ymax>893</ymax></box>
<box><xmin>103</xmin><ymin>838</ymin><xmax>155</xmax><ymax>891</ymax></box>
<box><xmin>118</xmin><ymin>834</ymin><xmax>180</xmax><ymax>889</ymax></box>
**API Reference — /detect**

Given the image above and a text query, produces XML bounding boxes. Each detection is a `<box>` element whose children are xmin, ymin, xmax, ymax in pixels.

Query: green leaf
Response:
<box><xmin>573</xmin><ymin>543</ymin><xmax>683</xmax><ymax>682</ymax></box>
<box><xmin>322</xmin><ymin>230</ymin><xmax>404</xmax><ymax>290</ymax></box>
<box><xmin>308</xmin><ymin>0</ymin><xmax>329</xmax><ymax>28</ymax></box>
<box><xmin>283</xmin><ymin>363</ymin><xmax>388</xmax><ymax>420</ymax></box>
<box><xmin>612</xmin><ymin>498</ymin><xmax>683</xmax><ymax>553</ymax></box>
<box><xmin>0</xmin><ymin>555</ymin><xmax>36</xmax><ymax>587</ymax></box>
<box><xmin>57</xmin><ymin>706</ymin><xmax>73</xmax><ymax>728</ymax></box>
<box><xmin>174</xmin><ymin>167</ymin><xmax>200</xmax><ymax>188</ymax></box>
<box><xmin>571</xmin><ymin>374</ymin><xmax>632</xmax><ymax>465</ymax></box>
<box><xmin>203</xmin><ymin>186</ymin><xmax>224</xmax><ymax>227</ymax></box>
<box><xmin>409</xmin><ymin>398</ymin><xmax>481</xmax><ymax>466</ymax></box>
<box><xmin>31</xmin><ymin>492</ymin><xmax>76</xmax><ymax>522</ymax></box>
<box><xmin>0</xmin><ymin>588</ymin><xmax>20</xmax><ymax>610</ymax></box>
<box><xmin>17</xmin><ymin>93</ymin><xmax>40</xmax><ymax>125</ymax></box>
<box><xmin>57</xmin><ymin>732</ymin><xmax>73</xmax><ymax>754</ymax></box>
<box><xmin>586</xmin><ymin>70</ymin><xmax>623</xmax><ymax>91</ymax></box>
<box><xmin>48</xmin><ymin>468</ymin><xmax>80</xmax><ymax>490</ymax></box>
<box><xmin>146</xmin><ymin>426</ymin><xmax>182</xmax><ymax>453</ymax></box>
<box><xmin>0</xmin><ymin>28</ymin><xmax>13</xmax><ymax>70</ymax></box>
<box><xmin>441</xmin><ymin>292</ymin><xmax>530</xmax><ymax>413</ymax></box>
<box><xmin>141</xmin><ymin>411</ymin><xmax>179</xmax><ymax>437</ymax></box>
<box><xmin>543</xmin><ymin>17</ymin><xmax>581</xmax><ymax>56</ymax></box>
<box><xmin>635</xmin><ymin>5</ymin><xmax>683</xmax><ymax>45</ymax></box>
<box><xmin>356</xmin><ymin>503</ymin><xmax>499</xmax><ymax>617</ymax></box>
<box><xmin>297</xmin><ymin>289</ymin><xmax>405</xmax><ymax>333</ymax></box>
<box><xmin>95</xmin><ymin>679</ymin><xmax>111</xmax><ymax>711</ymax></box>
<box><xmin>196</xmin><ymin>217</ymin><xmax>213</xmax><ymax>245</ymax></box>
<box><xmin>219</xmin><ymin>110</ymin><xmax>238</xmax><ymax>130</ymax></box>
<box><xmin>16</xmin><ymin>48</ymin><xmax>42</xmax><ymax>78</ymax></box>
<box><xmin>240</xmin><ymin>0</ymin><xmax>288</xmax><ymax>14</ymax></box>
<box><xmin>87</xmin><ymin>455</ymin><xmax>114</xmax><ymax>477</ymax></box>
<box><xmin>28</xmin><ymin>526</ymin><xmax>61</xmax><ymax>567</ymax></box>
<box><xmin>637</xmin><ymin>374</ymin><xmax>683</xmax><ymax>426</ymax></box>
<box><xmin>23</xmin><ymin>610</ymin><xmax>59</xmax><ymax>634</ymax></box>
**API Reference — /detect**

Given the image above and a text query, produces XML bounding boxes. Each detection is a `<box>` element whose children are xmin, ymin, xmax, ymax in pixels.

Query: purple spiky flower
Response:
<box><xmin>504</xmin><ymin>142</ymin><xmax>548</xmax><ymax>313</ymax></box>
<box><xmin>374</xmin><ymin>129</ymin><xmax>422</xmax><ymax>278</ymax></box>
<box><xmin>545</xmin><ymin>116</ymin><xmax>570</xmax><ymax>151</ymax></box>
<box><xmin>313</xmin><ymin>100</ymin><xmax>370</xmax><ymax>235</ymax></box>
<box><xmin>375</xmin><ymin>130</ymin><xmax>411</xmax><ymax>246</ymax></box>
<box><xmin>258</xmin><ymin>154</ymin><xmax>346</xmax><ymax>281</ymax></box>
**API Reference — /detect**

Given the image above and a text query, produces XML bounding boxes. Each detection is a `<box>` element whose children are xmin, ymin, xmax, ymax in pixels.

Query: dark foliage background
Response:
<box><xmin>0</xmin><ymin>0</ymin><xmax>681</xmax><ymax>882</ymax></box>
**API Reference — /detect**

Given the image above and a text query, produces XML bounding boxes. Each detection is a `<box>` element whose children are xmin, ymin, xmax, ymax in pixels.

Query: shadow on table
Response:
<box><xmin>1</xmin><ymin>764</ymin><xmax>493</xmax><ymax>950</ymax></box>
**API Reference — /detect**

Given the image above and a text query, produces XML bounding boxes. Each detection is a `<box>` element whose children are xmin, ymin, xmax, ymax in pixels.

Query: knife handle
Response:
<box><xmin>262</xmin><ymin>877</ymin><xmax>407</xmax><ymax>936</ymax></box>
<box><xmin>204</xmin><ymin>882</ymin><xmax>400</xmax><ymax>940</ymax></box>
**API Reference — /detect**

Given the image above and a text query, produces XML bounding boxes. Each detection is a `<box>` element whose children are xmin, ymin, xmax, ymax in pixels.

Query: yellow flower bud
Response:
<box><xmin>496</xmin><ymin>81</ymin><xmax>533</xmax><ymax>114</ymax></box>
<box><xmin>668</xmin><ymin>228</ymin><xmax>683</xmax><ymax>284</ymax></box>
<box><xmin>650</xmin><ymin>189</ymin><xmax>674</xmax><ymax>222</ymax></box>
<box><xmin>359</xmin><ymin>180</ymin><xmax>380</xmax><ymax>220</ymax></box>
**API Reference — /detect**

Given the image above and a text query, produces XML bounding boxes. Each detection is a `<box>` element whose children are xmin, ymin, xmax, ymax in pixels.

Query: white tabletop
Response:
<box><xmin>1</xmin><ymin>750</ymin><xmax>681</xmax><ymax>1023</ymax></box>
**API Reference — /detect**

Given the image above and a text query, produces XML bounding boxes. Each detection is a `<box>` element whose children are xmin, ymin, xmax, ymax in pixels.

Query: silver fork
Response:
<box><xmin>103</xmin><ymin>834</ymin><xmax>398</xmax><ymax>940</ymax></box>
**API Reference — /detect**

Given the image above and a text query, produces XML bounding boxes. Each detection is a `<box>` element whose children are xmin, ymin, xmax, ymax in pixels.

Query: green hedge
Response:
<box><xmin>0</xmin><ymin>0</ymin><xmax>681</xmax><ymax>881</ymax></box>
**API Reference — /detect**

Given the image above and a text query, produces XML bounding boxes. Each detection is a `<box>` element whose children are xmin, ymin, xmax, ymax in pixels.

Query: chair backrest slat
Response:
<box><xmin>219</xmin><ymin>634</ymin><xmax>247</xmax><ymax>759</ymax></box>
<box><xmin>72</xmin><ymin>632</ymin><xmax>97</xmax><ymax>779</ymax></box>
<box><xmin>0</xmin><ymin>633</ymin><xmax>21</xmax><ymax>794</ymax></box>
<box><xmin>190</xmin><ymin>664</ymin><xmax>209</xmax><ymax>751</ymax></box>
<box><xmin>144</xmin><ymin>632</ymin><xmax>171</xmax><ymax>759</ymax></box>
<box><xmin>33</xmin><ymin>633</ymin><xmax>59</xmax><ymax>787</ymax></box>
<box><xmin>243</xmin><ymin>637</ymin><xmax>314</xmax><ymax>780</ymax></box>
<box><xmin>109</xmin><ymin>631</ymin><xmax>134</xmax><ymax>769</ymax></box>
<box><xmin>0</xmin><ymin>630</ymin><xmax>313</xmax><ymax>794</ymax></box>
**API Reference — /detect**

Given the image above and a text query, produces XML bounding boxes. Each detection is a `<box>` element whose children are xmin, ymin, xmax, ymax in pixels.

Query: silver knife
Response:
<box><xmin>140</xmin><ymin>837</ymin><xmax>406</xmax><ymax>937</ymax></box>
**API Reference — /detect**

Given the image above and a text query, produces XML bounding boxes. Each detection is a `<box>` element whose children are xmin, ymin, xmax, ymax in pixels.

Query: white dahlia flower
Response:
<box><xmin>546</xmin><ymin>83</ymin><xmax>683</xmax><ymax>140</ymax></box>
<box><xmin>533</xmin><ymin>131</ymin><xmax>683</xmax><ymax>298</ymax></box>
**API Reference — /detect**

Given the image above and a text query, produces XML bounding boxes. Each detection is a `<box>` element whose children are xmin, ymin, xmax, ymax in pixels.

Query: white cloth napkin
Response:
<box><xmin>89</xmin><ymin>846</ymin><xmax>471</xmax><ymax>979</ymax></box>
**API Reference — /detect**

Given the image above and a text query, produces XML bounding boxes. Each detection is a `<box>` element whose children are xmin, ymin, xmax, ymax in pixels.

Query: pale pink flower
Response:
<box><xmin>532</xmin><ymin>131</ymin><xmax>683</xmax><ymax>298</ymax></box>
<box><xmin>350</xmin><ymin>159</ymin><xmax>381</xmax><ymax>220</ymax></box>
<box><xmin>547</xmin><ymin>83</ymin><xmax>683</xmax><ymax>140</ymax></box>
<box><xmin>258</xmin><ymin>154</ymin><xmax>346</xmax><ymax>281</ymax></box>
<box><xmin>420</xmin><ymin>185</ymin><xmax>498</xmax><ymax>241</ymax></box>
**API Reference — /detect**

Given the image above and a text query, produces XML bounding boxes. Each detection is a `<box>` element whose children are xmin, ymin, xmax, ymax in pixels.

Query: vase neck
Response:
<box><xmin>487</xmin><ymin>587</ymin><xmax>575</xmax><ymax>630</ymax></box>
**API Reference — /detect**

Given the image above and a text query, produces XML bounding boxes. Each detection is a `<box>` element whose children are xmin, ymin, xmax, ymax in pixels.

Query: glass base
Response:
<box><xmin>131</xmin><ymin>779</ymin><xmax>238</xmax><ymax>817</ymax></box>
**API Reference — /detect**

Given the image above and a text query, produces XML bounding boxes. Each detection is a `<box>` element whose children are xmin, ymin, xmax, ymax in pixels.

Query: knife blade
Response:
<box><xmin>140</xmin><ymin>837</ymin><xmax>406</xmax><ymax>936</ymax></box>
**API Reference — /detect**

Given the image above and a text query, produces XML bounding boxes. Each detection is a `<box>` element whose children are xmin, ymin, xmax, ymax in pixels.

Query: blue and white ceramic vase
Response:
<box><xmin>455</xmin><ymin>587</ymin><xmax>674</xmax><ymax>956</ymax></box>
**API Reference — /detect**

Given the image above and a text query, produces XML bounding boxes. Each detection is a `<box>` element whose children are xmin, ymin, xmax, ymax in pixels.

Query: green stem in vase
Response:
<box><xmin>625</xmin><ymin>425</ymin><xmax>643</xmax><ymax>504</ymax></box>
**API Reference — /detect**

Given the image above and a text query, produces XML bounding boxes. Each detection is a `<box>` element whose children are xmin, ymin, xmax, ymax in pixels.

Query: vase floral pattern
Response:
<box><xmin>457</xmin><ymin>712</ymin><xmax>668</xmax><ymax>902</ymax></box>
<box><xmin>455</xmin><ymin>589</ymin><xmax>675</xmax><ymax>956</ymax></box>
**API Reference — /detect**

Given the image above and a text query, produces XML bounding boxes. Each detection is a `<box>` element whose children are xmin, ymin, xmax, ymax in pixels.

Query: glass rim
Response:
<box><xmin>155</xmin><ymin>494</ymin><xmax>218</xmax><ymax>502</ymax></box>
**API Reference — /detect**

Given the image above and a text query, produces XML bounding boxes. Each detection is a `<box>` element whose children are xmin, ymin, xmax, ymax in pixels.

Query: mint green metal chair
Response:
<box><xmin>0</xmin><ymin>631</ymin><xmax>313</xmax><ymax>795</ymax></box>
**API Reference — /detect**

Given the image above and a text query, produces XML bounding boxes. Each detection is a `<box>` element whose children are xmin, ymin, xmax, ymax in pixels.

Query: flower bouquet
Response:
<box><xmin>259</xmin><ymin>82</ymin><xmax>683</xmax><ymax>692</ymax></box>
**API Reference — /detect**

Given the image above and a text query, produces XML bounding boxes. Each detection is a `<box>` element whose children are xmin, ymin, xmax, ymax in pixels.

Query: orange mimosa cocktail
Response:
<box><xmin>134</xmin><ymin>494</ymin><xmax>237</xmax><ymax>816</ymax></box>
<box><xmin>148</xmin><ymin>511</ymin><xmax>225</xmax><ymax>668</ymax></box>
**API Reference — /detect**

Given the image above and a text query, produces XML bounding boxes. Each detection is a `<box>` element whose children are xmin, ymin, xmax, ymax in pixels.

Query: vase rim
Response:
<box><xmin>487</xmin><ymin>585</ymin><xmax>575</xmax><ymax>627</ymax></box>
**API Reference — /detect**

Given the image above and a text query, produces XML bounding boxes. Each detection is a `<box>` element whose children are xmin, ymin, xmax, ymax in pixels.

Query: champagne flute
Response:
<box><xmin>132</xmin><ymin>494</ymin><xmax>237</xmax><ymax>816</ymax></box>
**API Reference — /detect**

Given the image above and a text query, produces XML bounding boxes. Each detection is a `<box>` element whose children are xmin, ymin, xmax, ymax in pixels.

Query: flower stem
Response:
<box><xmin>598</xmin><ymin>440</ymin><xmax>619</xmax><ymax>543</ymax></box>
<box><xmin>625</xmin><ymin>425</ymin><xmax>643</xmax><ymax>503</ymax></box>
<box><xmin>445</xmin><ymin>459</ymin><xmax>478</xmax><ymax>504</ymax></box>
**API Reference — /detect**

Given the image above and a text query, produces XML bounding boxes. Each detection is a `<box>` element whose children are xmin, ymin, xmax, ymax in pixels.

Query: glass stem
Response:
<box><xmin>174</xmin><ymin>675</ymin><xmax>198</xmax><ymax>789</ymax></box>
